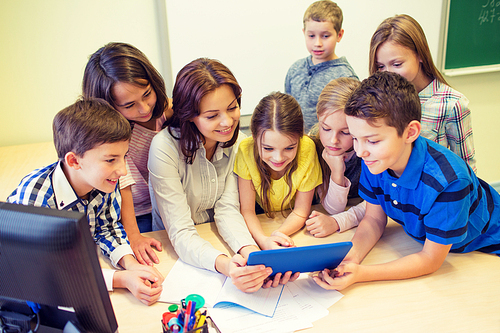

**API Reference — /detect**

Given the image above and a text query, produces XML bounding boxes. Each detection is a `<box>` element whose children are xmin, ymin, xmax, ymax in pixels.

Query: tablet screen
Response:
<box><xmin>247</xmin><ymin>242</ymin><xmax>352</xmax><ymax>274</ymax></box>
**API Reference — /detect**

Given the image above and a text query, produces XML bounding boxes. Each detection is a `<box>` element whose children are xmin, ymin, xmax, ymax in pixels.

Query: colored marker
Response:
<box><xmin>184</xmin><ymin>300</ymin><xmax>192</xmax><ymax>330</ymax></box>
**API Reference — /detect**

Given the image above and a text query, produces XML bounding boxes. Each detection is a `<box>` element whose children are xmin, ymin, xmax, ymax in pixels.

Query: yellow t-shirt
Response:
<box><xmin>234</xmin><ymin>135</ymin><xmax>322</xmax><ymax>211</ymax></box>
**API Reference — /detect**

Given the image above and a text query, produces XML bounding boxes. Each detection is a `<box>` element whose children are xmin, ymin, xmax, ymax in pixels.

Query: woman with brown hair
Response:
<box><xmin>149</xmin><ymin>58</ymin><xmax>275</xmax><ymax>292</ymax></box>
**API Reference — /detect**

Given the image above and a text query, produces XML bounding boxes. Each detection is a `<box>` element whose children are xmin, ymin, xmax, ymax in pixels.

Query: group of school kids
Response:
<box><xmin>7</xmin><ymin>0</ymin><xmax>500</xmax><ymax>306</ymax></box>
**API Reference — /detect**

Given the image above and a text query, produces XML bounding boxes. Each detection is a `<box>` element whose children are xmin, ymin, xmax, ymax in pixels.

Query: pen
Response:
<box><xmin>187</xmin><ymin>301</ymin><xmax>197</xmax><ymax>331</ymax></box>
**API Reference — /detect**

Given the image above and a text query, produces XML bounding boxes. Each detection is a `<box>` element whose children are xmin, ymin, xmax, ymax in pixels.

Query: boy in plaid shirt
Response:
<box><xmin>8</xmin><ymin>98</ymin><xmax>164</xmax><ymax>305</ymax></box>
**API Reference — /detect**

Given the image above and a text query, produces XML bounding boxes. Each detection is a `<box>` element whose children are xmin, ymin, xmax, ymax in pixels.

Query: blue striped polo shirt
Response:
<box><xmin>359</xmin><ymin>136</ymin><xmax>500</xmax><ymax>254</ymax></box>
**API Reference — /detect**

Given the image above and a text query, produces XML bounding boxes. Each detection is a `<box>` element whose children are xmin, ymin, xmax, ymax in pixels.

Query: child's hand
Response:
<box><xmin>263</xmin><ymin>230</ymin><xmax>294</xmax><ymax>250</ymax></box>
<box><xmin>306</xmin><ymin>211</ymin><xmax>340</xmax><ymax>237</ymax></box>
<box><xmin>125</xmin><ymin>260</ymin><xmax>165</xmax><ymax>287</ymax></box>
<box><xmin>114</xmin><ymin>270</ymin><xmax>163</xmax><ymax>306</ymax></box>
<box><xmin>128</xmin><ymin>233</ymin><xmax>163</xmax><ymax>266</ymax></box>
<box><xmin>322</xmin><ymin>148</ymin><xmax>346</xmax><ymax>186</ymax></box>
<box><xmin>312</xmin><ymin>262</ymin><xmax>359</xmax><ymax>291</ymax></box>
<box><xmin>262</xmin><ymin>271</ymin><xmax>301</xmax><ymax>288</ymax></box>
<box><xmin>228</xmin><ymin>254</ymin><xmax>273</xmax><ymax>293</ymax></box>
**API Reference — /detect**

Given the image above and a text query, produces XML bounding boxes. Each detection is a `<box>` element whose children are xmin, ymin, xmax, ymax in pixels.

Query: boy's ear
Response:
<box><xmin>64</xmin><ymin>152</ymin><xmax>82</xmax><ymax>170</ymax></box>
<box><xmin>337</xmin><ymin>29</ymin><xmax>344</xmax><ymax>42</ymax></box>
<box><xmin>405</xmin><ymin>120</ymin><xmax>421</xmax><ymax>143</ymax></box>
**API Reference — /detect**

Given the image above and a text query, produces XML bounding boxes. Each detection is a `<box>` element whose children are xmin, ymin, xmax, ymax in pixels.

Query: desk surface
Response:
<box><xmin>2</xmin><ymin>143</ymin><xmax>500</xmax><ymax>332</ymax></box>
<box><xmin>105</xmin><ymin>217</ymin><xmax>500</xmax><ymax>333</ymax></box>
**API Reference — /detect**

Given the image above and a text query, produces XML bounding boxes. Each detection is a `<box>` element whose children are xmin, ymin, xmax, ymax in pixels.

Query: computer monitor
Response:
<box><xmin>0</xmin><ymin>202</ymin><xmax>118</xmax><ymax>333</ymax></box>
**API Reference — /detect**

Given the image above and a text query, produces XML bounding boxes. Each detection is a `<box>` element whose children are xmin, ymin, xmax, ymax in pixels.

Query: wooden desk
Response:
<box><xmin>104</xmin><ymin>215</ymin><xmax>500</xmax><ymax>333</ymax></box>
<box><xmin>2</xmin><ymin>143</ymin><xmax>500</xmax><ymax>332</ymax></box>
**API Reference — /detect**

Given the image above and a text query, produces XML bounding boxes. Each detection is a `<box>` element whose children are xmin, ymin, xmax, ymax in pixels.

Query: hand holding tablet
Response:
<box><xmin>247</xmin><ymin>242</ymin><xmax>352</xmax><ymax>275</ymax></box>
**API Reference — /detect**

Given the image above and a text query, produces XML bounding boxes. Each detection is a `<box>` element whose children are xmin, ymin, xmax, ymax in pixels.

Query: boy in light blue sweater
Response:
<box><xmin>285</xmin><ymin>0</ymin><xmax>358</xmax><ymax>132</ymax></box>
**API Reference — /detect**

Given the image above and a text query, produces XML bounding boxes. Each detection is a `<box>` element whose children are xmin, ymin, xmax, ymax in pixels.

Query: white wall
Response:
<box><xmin>0</xmin><ymin>0</ymin><xmax>166</xmax><ymax>146</ymax></box>
<box><xmin>1</xmin><ymin>0</ymin><xmax>499</xmax><ymax>183</ymax></box>
<box><xmin>165</xmin><ymin>0</ymin><xmax>443</xmax><ymax>115</ymax></box>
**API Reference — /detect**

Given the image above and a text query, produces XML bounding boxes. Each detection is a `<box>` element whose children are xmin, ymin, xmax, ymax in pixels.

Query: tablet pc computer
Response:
<box><xmin>247</xmin><ymin>242</ymin><xmax>352</xmax><ymax>274</ymax></box>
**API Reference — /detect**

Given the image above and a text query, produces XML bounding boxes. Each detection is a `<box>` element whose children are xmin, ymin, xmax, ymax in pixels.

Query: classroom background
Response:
<box><xmin>1</xmin><ymin>0</ymin><xmax>499</xmax><ymax>185</ymax></box>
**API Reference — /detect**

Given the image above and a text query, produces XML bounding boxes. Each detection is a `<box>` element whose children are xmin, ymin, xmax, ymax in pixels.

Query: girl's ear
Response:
<box><xmin>64</xmin><ymin>152</ymin><xmax>82</xmax><ymax>170</ymax></box>
<box><xmin>405</xmin><ymin>120</ymin><xmax>421</xmax><ymax>143</ymax></box>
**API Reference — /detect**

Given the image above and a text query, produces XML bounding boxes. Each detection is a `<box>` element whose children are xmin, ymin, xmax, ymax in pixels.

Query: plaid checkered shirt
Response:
<box><xmin>7</xmin><ymin>161</ymin><xmax>133</xmax><ymax>267</ymax></box>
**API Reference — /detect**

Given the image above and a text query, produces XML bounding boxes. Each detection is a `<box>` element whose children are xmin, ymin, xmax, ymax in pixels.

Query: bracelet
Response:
<box><xmin>291</xmin><ymin>210</ymin><xmax>307</xmax><ymax>219</ymax></box>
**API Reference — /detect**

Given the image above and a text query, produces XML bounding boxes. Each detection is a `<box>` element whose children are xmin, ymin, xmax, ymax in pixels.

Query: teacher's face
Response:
<box><xmin>192</xmin><ymin>84</ymin><xmax>240</xmax><ymax>149</ymax></box>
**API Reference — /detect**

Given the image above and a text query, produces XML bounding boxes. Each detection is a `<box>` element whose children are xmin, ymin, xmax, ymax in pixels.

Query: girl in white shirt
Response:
<box><xmin>149</xmin><ymin>58</ymin><xmax>291</xmax><ymax>292</ymax></box>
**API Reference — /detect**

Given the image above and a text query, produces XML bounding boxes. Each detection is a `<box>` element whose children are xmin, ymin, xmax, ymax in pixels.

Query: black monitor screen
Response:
<box><xmin>0</xmin><ymin>202</ymin><xmax>118</xmax><ymax>333</ymax></box>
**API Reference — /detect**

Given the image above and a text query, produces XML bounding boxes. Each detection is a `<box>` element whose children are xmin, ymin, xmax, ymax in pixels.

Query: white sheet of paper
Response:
<box><xmin>159</xmin><ymin>259</ymin><xmax>283</xmax><ymax>316</ymax></box>
<box><xmin>291</xmin><ymin>274</ymin><xmax>344</xmax><ymax>309</ymax></box>
<box><xmin>159</xmin><ymin>259</ymin><xmax>225</xmax><ymax>306</ymax></box>
<box><xmin>209</xmin><ymin>286</ymin><xmax>313</xmax><ymax>333</ymax></box>
<box><xmin>285</xmin><ymin>280</ymin><xmax>329</xmax><ymax>323</ymax></box>
<box><xmin>214</xmin><ymin>278</ymin><xmax>283</xmax><ymax>317</ymax></box>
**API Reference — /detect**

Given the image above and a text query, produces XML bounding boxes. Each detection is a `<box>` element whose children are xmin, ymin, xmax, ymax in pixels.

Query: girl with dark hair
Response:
<box><xmin>149</xmin><ymin>58</ymin><xmax>276</xmax><ymax>292</ymax></box>
<box><xmin>83</xmin><ymin>42</ymin><xmax>172</xmax><ymax>266</ymax></box>
<box><xmin>234</xmin><ymin>92</ymin><xmax>322</xmax><ymax>252</ymax></box>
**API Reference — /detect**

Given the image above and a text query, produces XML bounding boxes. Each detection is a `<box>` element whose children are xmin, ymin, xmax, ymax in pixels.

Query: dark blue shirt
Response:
<box><xmin>359</xmin><ymin>136</ymin><xmax>500</xmax><ymax>254</ymax></box>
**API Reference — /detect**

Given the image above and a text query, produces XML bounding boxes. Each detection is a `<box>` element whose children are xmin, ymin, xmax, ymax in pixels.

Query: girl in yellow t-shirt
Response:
<box><xmin>234</xmin><ymin>92</ymin><xmax>322</xmax><ymax>251</ymax></box>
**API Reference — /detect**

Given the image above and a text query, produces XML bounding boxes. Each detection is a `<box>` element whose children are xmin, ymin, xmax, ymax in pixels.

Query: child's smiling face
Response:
<box><xmin>346</xmin><ymin>116</ymin><xmax>413</xmax><ymax>177</ymax></box>
<box><xmin>69</xmin><ymin>140</ymin><xmax>129</xmax><ymax>198</ymax></box>
<box><xmin>258</xmin><ymin>130</ymin><xmax>299</xmax><ymax>179</ymax></box>
<box><xmin>111</xmin><ymin>80</ymin><xmax>157</xmax><ymax>124</ymax></box>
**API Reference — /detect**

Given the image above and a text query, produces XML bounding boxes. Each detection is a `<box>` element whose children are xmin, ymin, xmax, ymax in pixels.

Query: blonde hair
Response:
<box><xmin>312</xmin><ymin>77</ymin><xmax>360</xmax><ymax>201</ymax></box>
<box><xmin>369</xmin><ymin>14</ymin><xmax>448</xmax><ymax>85</ymax></box>
<box><xmin>303</xmin><ymin>0</ymin><xmax>343</xmax><ymax>34</ymax></box>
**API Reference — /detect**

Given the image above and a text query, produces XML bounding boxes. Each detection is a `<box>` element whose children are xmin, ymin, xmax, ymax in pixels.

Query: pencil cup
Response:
<box><xmin>161</xmin><ymin>319</ymin><xmax>209</xmax><ymax>333</ymax></box>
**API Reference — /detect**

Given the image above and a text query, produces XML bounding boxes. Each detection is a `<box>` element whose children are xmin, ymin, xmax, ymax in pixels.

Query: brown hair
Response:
<box><xmin>82</xmin><ymin>42</ymin><xmax>168</xmax><ymax>123</ymax></box>
<box><xmin>251</xmin><ymin>92</ymin><xmax>304</xmax><ymax>218</ymax></box>
<box><xmin>312</xmin><ymin>77</ymin><xmax>360</xmax><ymax>201</ymax></box>
<box><xmin>303</xmin><ymin>0</ymin><xmax>343</xmax><ymax>34</ymax></box>
<box><xmin>53</xmin><ymin>98</ymin><xmax>131</xmax><ymax>159</ymax></box>
<box><xmin>167</xmin><ymin>58</ymin><xmax>241</xmax><ymax>164</ymax></box>
<box><xmin>369</xmin><ymin>14</ymin><xmax>448</xmax><ymax>85</ymax></box>
<box><xmin>344</xmin><ymin>71</ymin><xmax>421</xmax><ymax>136</ymax></box>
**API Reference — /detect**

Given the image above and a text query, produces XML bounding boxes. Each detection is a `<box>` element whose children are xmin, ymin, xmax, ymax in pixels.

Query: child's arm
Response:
<box><xmin>238</xmin><ymin>177</ymin><xmax>293</xmax><ymax>250</ymax></box>
<box><xmin>313</xmin><ymin>202</ymin><xmax>452</xmax><ymax>290</ymax></box>
<box><xmin>321</xmin><ymin>149</ymin><xmax>349</xmax><ymax>215</ymax></box>
<box><xmin>315</xmin><ymin>239</ymin><xmax>452</xmax><ymax>291</ymax></box>
<box><xmin>120</xmin><ymin>186</ymin><xmax>162</xmax><ymax>265</ymax></box>
<box><xmin>275</xmin><ymin>188</ymin><xmax>315</xmax><ymax>236</ymax></box>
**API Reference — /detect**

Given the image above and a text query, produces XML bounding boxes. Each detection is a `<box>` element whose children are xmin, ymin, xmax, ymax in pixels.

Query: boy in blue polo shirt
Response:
<box><xmin>285</xmin><ymin>0</ymin><xmax>358</xmax><ymax>132</ymax></box>
<box><xmin>313</xmin><ymin>72</ymin><xmax>500</xmax><ymax>291</ymax></box>
<box><xmin>7</xmin><ymin>98</ymin><xmax>164</xmax><ymax>305</ymax></box>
